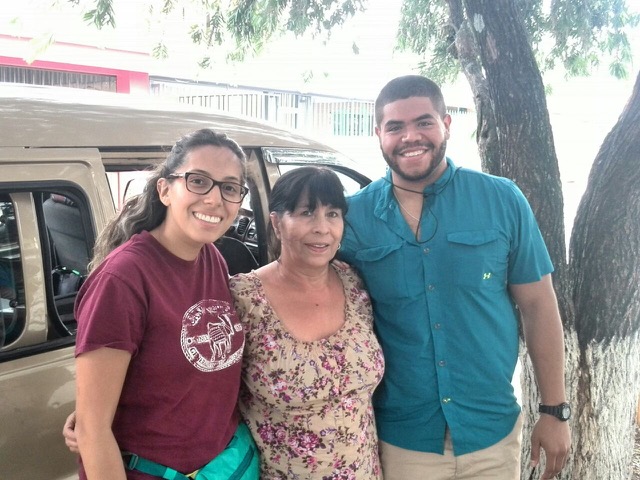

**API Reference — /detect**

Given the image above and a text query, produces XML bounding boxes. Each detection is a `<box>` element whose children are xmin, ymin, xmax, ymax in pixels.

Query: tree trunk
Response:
<box><xmin>444</xmin><ymin>0</ymin><xmax>501</xmax><ymax>175</ymax></box>
<box><xmin>460</xmin><ymin>0</ymin><xmax>567</xmax><ymax>273</ymax></box>
<box><xmin>457</xmin><ymin>1</ymin><xmax>576</xmax><ymax>477</ymax></box>
<box><xmin>568</xmin><ymin>70</ymin><xmax>640</xmax><ymax>480</ymax></box>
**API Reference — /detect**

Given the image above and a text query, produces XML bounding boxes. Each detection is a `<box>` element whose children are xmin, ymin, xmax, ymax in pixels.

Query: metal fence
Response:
<box><xmin>150</xmin><ymin>78</ymin><xmax>378</xmax><ymax>138</ymax></box>
<box><xmin>0</xmin><ymin>66</ymin><xmax>116</xmax><ymax>91</ymax></box>
<box><xmin>151</xmin><ymin>78</ymin><xmax>472</xmax><ymax>142</ymax></box>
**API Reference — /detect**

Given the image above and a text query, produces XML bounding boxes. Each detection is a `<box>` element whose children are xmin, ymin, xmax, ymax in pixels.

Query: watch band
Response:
<box><xmin>539</xmin><ymin>402</ymin><xmax>571</xmax><ymax>421</ymax></box>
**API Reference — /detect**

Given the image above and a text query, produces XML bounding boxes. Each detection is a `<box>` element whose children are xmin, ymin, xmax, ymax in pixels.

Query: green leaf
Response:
<box><xmin>152</xmin><ymin>42</ymin><xmax>169</xmax><ymax>59</ymax></box>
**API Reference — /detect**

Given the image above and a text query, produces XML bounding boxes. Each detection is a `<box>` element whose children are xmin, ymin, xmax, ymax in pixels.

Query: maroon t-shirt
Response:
<box><xmin>75</xmin><ymin>231</ymin><xmax>244</xmax><ymax>479</ymax></box>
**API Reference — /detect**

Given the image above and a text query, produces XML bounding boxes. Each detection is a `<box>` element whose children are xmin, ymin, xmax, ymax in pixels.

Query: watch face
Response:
<box><xmin>561</xmin><ymin>404</ymin><xmax>571</xmax><ymax>420</ymax></box>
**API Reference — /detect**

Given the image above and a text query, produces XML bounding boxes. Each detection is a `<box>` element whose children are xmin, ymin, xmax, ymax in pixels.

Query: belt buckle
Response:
<box><xmin>121</xmin><ymin>452</ymin><xmax>139</xmax><ymax>470</ymax></box>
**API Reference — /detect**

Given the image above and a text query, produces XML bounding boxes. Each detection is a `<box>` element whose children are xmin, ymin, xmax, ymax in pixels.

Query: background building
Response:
<box><xmin>0</xmin><ymin>31</ymin><xmax>479</xmax><ymax>180</ymax></box>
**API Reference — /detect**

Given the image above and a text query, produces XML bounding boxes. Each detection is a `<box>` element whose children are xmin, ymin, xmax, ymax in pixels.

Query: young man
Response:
<box><xmin>340</xmin><ymin>75</ymin><xmax>571</xmax><ymax>480</ymax></box>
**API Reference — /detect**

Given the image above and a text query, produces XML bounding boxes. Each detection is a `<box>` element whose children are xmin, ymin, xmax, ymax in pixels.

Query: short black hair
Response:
<box><xmin>269</xmin><ymin>166</ymin><xmax>347</xmax><ymax>215</ymax></box>
<box><xmin>375</xmin><ymin>75</ymin><xmax>447</xmax><ymax>126</ymax></box>
<box><xmin>268</xmin><ymin>166</ymin><xmax>347</xmax><ymax>258</ymax></box>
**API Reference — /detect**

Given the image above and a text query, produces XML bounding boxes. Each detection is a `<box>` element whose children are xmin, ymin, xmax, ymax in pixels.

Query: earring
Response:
<box><xmin>337</xmin><ymin>243</ymin><xmax>341</xmax><ymax>250</ymax></box>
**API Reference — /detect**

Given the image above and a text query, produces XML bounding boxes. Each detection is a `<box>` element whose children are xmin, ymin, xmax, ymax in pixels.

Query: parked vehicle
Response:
<box><xmin>0</xmin><ymin>84</ymin><xmax>371</xmax><ymax>480</ymax></box>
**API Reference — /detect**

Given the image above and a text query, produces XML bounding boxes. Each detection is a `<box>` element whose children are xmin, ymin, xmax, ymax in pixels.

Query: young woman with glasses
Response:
<box><xmin>70</xmin><ymin>129</ymin><xmax>258</xmax><ymax>480</ymax></box>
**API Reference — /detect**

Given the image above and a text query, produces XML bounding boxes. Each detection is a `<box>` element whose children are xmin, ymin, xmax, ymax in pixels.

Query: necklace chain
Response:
<box><xmin>396</xmin><ymin>197</ymin><xmax>421</xmax><ymax>222</ymax></box>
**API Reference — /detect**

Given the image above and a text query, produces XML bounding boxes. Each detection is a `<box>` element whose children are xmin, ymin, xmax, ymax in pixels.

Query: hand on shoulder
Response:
<box><xmin>331</xmin><ymin>259</ymin><xmax>350</xmax><ymax>271</ymax></box>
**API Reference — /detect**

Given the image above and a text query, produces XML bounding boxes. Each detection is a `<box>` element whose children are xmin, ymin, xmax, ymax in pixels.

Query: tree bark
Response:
<box><xmin>568</xmin><ymin>70</ymin><xmax>640</xmax><ymax>480</ymax></box>
<box><xmin>457</xmin><ymin>1</ymin><xmax>575</xmax><ymax>477</ymax></box>
<box><xmin>444</xmin><ymin>0</ymin><xmax>501</xmax><ymax>175</ymax></box>
<box><xmin>460</xmin><ymin>0</ymin><xmax>567</xmax><ymax>274</ymax></box>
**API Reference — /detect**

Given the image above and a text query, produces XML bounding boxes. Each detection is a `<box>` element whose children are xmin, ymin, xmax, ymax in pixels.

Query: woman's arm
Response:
<box><xmin>75</xmin><ymin>347</ymin><xmax>131</xmax><ymax>480</ymax></box>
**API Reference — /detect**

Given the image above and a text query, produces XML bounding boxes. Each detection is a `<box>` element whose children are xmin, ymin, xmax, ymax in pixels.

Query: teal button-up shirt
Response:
<box><xmin>340</xmin><ymin>159</ymin><xmax>553</xmax><ymax>455</ymax></box>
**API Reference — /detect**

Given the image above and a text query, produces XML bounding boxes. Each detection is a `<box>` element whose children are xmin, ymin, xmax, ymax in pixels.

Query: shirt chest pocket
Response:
<box><xmin>445</xmin><ymin>230</ymin><xmax>507</xmax><ymax>289</ymax></box>
<box><xmin>355</xmin><ymin>243</ymin><xmax>423</xmax><ymax>301</ymax></box>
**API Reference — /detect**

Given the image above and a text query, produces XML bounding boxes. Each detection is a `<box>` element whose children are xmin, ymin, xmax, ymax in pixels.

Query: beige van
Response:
<box><xmin>0</xmin><ymin>84</ymin><xmax>371</xmax><ymax>479</ymax></box>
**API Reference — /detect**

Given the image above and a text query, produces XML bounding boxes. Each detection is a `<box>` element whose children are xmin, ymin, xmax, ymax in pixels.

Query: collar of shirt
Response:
<box><xmin>374</xmin><ymin>157</ymin><xmax>458</xmax><ymax>225</ymax></box>
<box><xmin>377</xmin><ymin>157</ymin><xmax>457</xmax><ymax>207</ymax></box>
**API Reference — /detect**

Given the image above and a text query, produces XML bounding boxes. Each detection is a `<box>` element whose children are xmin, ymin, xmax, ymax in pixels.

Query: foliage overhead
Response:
<box><xmin>547</xmin><ymin>0</ymin><xmax>639</xmax><ymax>77</ymax></box>
<box><xmin>68</xmin><ymin>0</ymin><xmax>638</xmax><ymax>80</ymax></box>
<box><xmin>68</xmin><ymin>0</ymin><xmax>366</xmax><ymax>65</ymax></box>
<box><xmin>396</xmin><ymin>0</ymin><xmax>639</xmax><ymax>84</ymax></box>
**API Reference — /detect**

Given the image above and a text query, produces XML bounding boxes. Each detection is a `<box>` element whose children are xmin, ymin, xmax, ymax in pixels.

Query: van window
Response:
<box><xmin>0</xmin><ymin>189</ymin><xmax>93</xmax><ymax>355</ymax></box>
<box><xmin>41</xmin><ymin>191</ymin><xmax>92</xmax><ymax>336</ymax></box>
<box><xmin>0</xmin><ymin>196</ymin><xmax>24</xmax><ymax>347</ymax></box>
<box><xmin>42</xmin><ymin>193</ymin><xmax>91</xmax><ymax>275</ymax></box>
<box><xmin>108</xmin><ymin>171</ymin><xmax>152</xmax><ymax>210</ymax></box>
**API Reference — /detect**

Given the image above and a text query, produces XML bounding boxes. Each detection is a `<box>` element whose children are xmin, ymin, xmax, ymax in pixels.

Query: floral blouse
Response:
<box><xmin>229</xmin><ymin>264</ymin><xmax>385</xmax><ymax>480</ymax></box>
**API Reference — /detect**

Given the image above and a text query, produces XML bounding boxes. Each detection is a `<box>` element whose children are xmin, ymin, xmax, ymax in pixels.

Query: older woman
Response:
<box><xmin>230</xmin><ymin>166</ymin><xmax>384</xmax><ymax>479</ymax></box>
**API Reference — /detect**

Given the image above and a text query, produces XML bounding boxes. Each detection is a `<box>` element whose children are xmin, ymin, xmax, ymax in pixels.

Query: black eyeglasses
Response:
<box><xmin>168</xmin><ymin>172</ymin><xmax>248</xmax><ymax>203</ymax></box>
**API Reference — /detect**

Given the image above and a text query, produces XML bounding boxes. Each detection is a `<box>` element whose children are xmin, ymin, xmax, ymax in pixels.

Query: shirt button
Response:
<box><xmin>442</xmin><ymin>397</ymin><xmax>451</xmax><ymax>404</ymax></box>
<box><xmin>438</xmin><ymin>360</ymin><xmax>446</xmax><ymax>367</ymax></box>
<box><xmin>434</xmin><ymin>323</ymin><xmax>441</xmax><ymax>329</ymax></box>
<box><xmin>423</xmin><ymin>247</ymin><xmax>430</xmax><ymax>254</ymax></box>
<box><xmin>427</xmin><ymin>284</ymin><xmax>435</xmax><ymax>291</ymax></box>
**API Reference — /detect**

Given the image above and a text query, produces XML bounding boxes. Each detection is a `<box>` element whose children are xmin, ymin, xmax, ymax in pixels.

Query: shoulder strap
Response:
<box><xmin>122</xmin><ymin>453</ymin><xmax>196</xmax><ymax>480</ymax></box>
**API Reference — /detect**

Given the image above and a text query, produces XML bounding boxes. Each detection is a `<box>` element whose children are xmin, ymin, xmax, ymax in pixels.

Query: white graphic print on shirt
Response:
<box><xmin>180</xmin><ymin>299</ymin><xmax>244</xmax><ymax>372</ymax></box>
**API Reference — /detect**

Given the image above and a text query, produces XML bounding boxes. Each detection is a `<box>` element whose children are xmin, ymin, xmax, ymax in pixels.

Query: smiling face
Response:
<box><xmin>156</xmin><ymin>145</ymin><xmax>243</xmax><ymax>259</ymax></box>
<box><xmin>376</xmin><ymin>96</ymin><xmax>451</xmax><ymax>190</ymax></box>
<box><xmin>271</xmin><ymin>194</ymin><xmax>344</xmax><ymax>271</ymax></box>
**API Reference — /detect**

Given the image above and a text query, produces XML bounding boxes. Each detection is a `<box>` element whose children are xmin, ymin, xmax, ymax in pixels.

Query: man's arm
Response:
<box><xmin>510</xmin><ymin>274</ymin><xmax>571</xmax><ymax>479</ymax></box>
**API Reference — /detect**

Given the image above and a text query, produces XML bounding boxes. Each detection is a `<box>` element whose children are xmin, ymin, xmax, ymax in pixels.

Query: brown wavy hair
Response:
<box><xmin>89</xmin><ymin>128</ymin><xmax>246</xmax><ymax>271</ymax></box>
